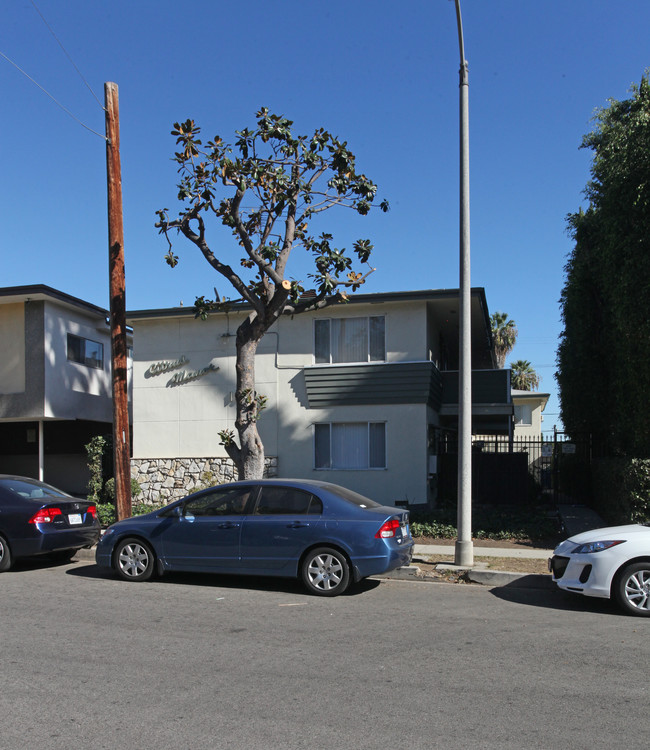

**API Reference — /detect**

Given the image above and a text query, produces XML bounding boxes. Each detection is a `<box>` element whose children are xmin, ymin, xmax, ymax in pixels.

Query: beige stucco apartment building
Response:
<box><xmin>128</xmin><ymin>288</ymin><xmax>513</xmax><ymax>508</ymax></box>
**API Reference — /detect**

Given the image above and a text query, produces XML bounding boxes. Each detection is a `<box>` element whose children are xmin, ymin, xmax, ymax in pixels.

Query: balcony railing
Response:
<box><xmin>304</xmin><ymin>361</ymin><xmax>443</xmax><ymax>409</ymax></box>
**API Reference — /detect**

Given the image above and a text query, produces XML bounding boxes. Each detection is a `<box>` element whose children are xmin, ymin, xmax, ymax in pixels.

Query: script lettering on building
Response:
<box><xmin>167</xmin><ymin>362</ymin><xmax>220</xmax><ymax>387</ymax></box>
<box><xmin>145</xmin><ymin>355</ymin><xmax>189</xmax><ymax>377</ymax></box>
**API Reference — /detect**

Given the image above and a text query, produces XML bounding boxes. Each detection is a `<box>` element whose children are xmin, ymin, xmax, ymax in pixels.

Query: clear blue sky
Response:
<box><xmin>2</xmin><ymin>0</ymin><xmax>649</xmax><ymax>434</ymax></box>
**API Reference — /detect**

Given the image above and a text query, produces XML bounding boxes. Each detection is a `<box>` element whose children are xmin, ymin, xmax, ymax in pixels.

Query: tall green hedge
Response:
<box><xmin>558</xmin><ymin>75</ymin><xmax>650</xmax><ymax>457</ymax></box>
<box><xmin>591</xmin><ymin>457</ymin><xmax>650</xmax><ymax>525</ymax></box>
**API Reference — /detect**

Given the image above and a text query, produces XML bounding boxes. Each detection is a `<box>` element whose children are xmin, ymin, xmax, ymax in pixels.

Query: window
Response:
<box><xmin>67</xmin><ymin>333</ymin><xmax>104</xmax><ymax>369</ymax></box>
<box><xmin>314</xmin><ymin>316</ymin><xmax>385</xmax><ymax>364</ymax></box>
<box><xmin>254</xmin><ymin>486</ymin><xmax>322</xmax><ymax>515</ymax></box>
<box><xmin>514</xmin><ymin>404</ymin><xmax>533</xmax><ymax>426</ymax></box>
<box><xmin>314</xmin><ymin>422</ymin><xmax>386</xmax><ymax>470</ymax></box>
<box><xmin>182</xmin><ymin>487</ymin><xmax>252</xmax><ymax>516</ymax></box>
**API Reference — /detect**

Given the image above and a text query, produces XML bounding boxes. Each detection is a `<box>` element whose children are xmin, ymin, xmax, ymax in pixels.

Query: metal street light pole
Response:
<box><xmin>454</xmin><ymin>0</ymin><xmax>473</xmax><ymax>566</ymax></box>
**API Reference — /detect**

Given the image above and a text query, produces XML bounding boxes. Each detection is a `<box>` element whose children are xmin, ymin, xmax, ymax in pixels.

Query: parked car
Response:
<box><xmin>550</xmin><ymin>523</ymin><xmax>650</xmax><ymax>616</ymax></box>
<box><xmin>0</xmin><ymin>475</ymin><xmax>100</xmax><ymax>572</ymax></box>
<box><xmin>96</xmin><ymin>479</ymin><xmax>413</xmax><ymax>596</ymax></box>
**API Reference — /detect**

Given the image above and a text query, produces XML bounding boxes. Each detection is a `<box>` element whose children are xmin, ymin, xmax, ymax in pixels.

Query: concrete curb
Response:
<box><xmin>378</xmin><ymin>564</ymin><xmax>553</xmax><ymax>589</ymax></box>
<box><xmin>465</xmin><ymin>568</ymin><xmax>553</xmax><ymax>589</ymax></box>
<box><xmin>74</xmin><ymin>547</ymin><xmax>96</xmax><ymax>562</ymax></box>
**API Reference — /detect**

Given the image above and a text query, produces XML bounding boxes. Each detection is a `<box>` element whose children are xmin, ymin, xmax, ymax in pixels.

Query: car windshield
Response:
<box><xmin>0</xmin><ymin>478</ymin><xmax>72</xmax><ymax>501</ymax></box>
<box><xmin>327</xmin><ymin>484</ymin><xmax>381</xmax><ymax>509</ymax></box>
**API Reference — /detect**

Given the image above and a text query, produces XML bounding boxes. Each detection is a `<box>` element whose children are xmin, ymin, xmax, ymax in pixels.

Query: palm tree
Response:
<box><xmin>490</xmin><ymin>312</ymin><xmax>518</xmax><ymax>368</ymax></box>
<box><xmin>510</xmin><ymin>359</ymin><xmax>540</xmax><ymax>391</ymax></box>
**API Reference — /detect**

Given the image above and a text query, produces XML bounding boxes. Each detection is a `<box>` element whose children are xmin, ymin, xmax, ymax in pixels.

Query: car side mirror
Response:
<box><xmin>159</xmin><ymin>505</ymin><xmax>182</xmax><ymax>519</ymax></box>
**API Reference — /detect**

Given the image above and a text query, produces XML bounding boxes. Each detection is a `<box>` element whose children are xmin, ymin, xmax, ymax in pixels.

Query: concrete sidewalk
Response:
<box><xmin>413</xmin><ymin>543</ymin><xmax>552</xmax><ymax>559</ymax></box>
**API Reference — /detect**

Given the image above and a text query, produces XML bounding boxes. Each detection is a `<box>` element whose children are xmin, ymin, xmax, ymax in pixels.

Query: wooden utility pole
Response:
<box><xmin>105</xmin><ymin>81</ymin><xmax>132</xmax><ymax>521</ymax></box>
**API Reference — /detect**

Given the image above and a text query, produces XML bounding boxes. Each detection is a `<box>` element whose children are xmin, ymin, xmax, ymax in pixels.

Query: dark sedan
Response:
<box><xmin>0</xmin><ymin>475</ymin><xmax>100</xmax><ymax>571</ymax></box>
<box><xmin>96</xmin><ymin>479</ymin><xmax>413</xmax><ymax>596</ymax></box>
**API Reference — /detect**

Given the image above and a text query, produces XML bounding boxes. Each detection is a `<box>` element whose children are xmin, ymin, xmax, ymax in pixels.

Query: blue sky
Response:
<box><xmin>2</xmin><ymin>0</ymin><xmax>649</xmax><ymax>434</ymax></box>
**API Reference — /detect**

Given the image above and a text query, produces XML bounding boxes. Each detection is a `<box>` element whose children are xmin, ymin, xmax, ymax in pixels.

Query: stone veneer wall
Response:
<box><xmin>131</xmin><ymin>456</ymin><xmax>278</xmax><ymax>505</ymax></box>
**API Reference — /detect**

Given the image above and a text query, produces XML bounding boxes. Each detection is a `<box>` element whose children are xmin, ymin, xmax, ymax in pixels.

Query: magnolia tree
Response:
<box><xmin>156</xmin><ymin>109</ymin><xmax>388</xmax><ymax>479</ymax></box>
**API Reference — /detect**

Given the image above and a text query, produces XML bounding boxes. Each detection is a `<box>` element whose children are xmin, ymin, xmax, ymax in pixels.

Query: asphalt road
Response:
<box><xmin>1</xmin><ymin>558</ymin><xmax>648</xmax><ymax>750</ymax></box>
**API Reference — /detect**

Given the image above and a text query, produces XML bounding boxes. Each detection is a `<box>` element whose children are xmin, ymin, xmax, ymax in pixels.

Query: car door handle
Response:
<box><xmin>217</xmin><ymin>522</ymin><xmax>240</xmax><ymax>529</ymax></box>
<box><xmin>288</xmin><ymin>522</ymin><xmax>310</xmax><ymax>528</ymax></box>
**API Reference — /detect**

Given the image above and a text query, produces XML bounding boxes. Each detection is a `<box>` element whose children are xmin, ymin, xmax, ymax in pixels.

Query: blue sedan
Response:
<box><xmin>96</xmin><ymin>479</ymin><xmax>413</xmax><ymax>596</ymax></box>
<box><xmin>0</xmin><ymin>475</ymin><xmax>100</xmax><ymax>571</ymax></box>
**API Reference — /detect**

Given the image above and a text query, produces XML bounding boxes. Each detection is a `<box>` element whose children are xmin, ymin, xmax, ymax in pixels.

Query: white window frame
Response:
<box><xmin>514</xmin><ymin>404</ymin><xmax>533</xmax><ymax>426</ymax></box>
<box><xmin>313</xmin><ymin>422</ymin><xmax>386</xmax><ymax>470</ymax></box>
<box><xmin>314</xmin><ymin>315</ymin><xmax>385</xmax><ymax>364</ymax></box>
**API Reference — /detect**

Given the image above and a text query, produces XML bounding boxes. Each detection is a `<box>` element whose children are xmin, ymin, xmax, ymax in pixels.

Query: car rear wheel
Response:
<box><xmin>613</xmin><ymin>562</ymin><xmax>650</xmax><ymax>616</ymax></box>
<box><xmin>301</xmin><ymin>547</ymin><xmax>350</xmax><ymax>596</ymax></box>
<box><xmin>114</xmin><ymin>538</ymin><xmax>155</xmax><ymax>582</ymax></box>
<box><xmin>0</xmin><ymin>534</ymin><xmax>12</xmax><ymax>572</ymax></box>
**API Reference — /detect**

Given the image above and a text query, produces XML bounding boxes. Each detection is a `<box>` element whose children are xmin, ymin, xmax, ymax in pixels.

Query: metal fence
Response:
<box><xmin>436</xmin><ymin>432</ymin><xmax>592</xmax><ymax>505</ymax></box>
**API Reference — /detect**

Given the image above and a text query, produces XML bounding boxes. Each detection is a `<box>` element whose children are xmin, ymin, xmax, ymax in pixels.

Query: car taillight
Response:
<box><xmin>86</xmin><ymin>505</ymin><xmax>97</xmax><ymax>519</ymax></box>
<box><xmin>29</xmin><ymin>507</ymin><xmax>63</xmax><ymax>524</ymax></box>
<box><xmin>375</xmin><ymin>518</ymin><xmax>401</xmax><ymax>539</ymax></box>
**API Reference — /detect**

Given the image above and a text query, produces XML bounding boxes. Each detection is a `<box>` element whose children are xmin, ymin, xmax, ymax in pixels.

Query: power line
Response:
<box><xmin>30</xmin><ymin>0</ymin><xmax>104</xmax><ymax>111</ymax></box>
<box><xmin>0</xmin><ymin>50</ymin><xmax>107</xmax><ymax>141</ymax></box>
<box><xmin>0</xmin><ymin>1</ymin><xmax>107</xmax><ymax>141</ymax></box>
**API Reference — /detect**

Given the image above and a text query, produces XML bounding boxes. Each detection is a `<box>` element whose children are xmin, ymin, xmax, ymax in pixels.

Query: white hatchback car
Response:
<box><xmin>550</xmin><ymin>524</ymin><xmax>650</xmax><ymax>616</ymax></box>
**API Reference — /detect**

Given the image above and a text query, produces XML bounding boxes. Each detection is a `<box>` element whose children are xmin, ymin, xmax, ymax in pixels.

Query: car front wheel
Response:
<box><xmin>0</xmin><ymin>534</ymin><xmax>12</xmax><ymax>572</ymax></box>
<box><xmin>114</xmin><ymin>538</ymin><xmax>155</xmax><ymax>582</ymax></box>
<box><xmin>301</xmin><ymin>547</ymin><xmax>350</xmax><ymax>596</ymax></box>
<box><xmin>613</xmin><ymin>562</ymin><xmax>650</xmax><ymax>616</ymax></box>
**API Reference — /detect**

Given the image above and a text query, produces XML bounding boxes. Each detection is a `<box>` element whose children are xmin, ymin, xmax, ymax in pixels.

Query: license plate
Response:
<box><xmin>68</xmin><ymin>513</ymin><xmax>82</xmax><ymax>525</ymax></box>
<box><xmin>401</xmin><ymin>524</ymin><xmax>409</xmax><ymax>539</ymax></box>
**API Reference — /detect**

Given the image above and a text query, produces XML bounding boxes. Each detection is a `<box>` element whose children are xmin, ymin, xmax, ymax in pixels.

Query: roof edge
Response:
<box><xmin>126</xmin><ymin>287</ymin><xmax>488</xmax><ymax>320</ymax></box>
<box><xmin>0</xmin><ymin>284</ymin><xmax>108</xmax><ymax>317</ymax></box>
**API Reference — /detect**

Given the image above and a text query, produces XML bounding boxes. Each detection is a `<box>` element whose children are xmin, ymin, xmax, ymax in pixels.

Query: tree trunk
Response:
<box><xmin>233</xmin><ymin>324</ymin><xmax>265</xmax><ymax>479</ymax></box>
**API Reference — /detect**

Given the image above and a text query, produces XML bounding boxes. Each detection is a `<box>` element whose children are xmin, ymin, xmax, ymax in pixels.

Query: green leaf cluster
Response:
<box><xmin>85</xmin><ymin>435</ymin><xmax>107</xmax><ymax>504</ymax></box>
<box><xmin>591</xmin><ymin>457</ymin><xmax>650</xmax><ymax>524</ymax></box>
<box><xmin>410</xmin><ymin>505</ymin><xmax>558</xmax><ymax>544</ymax></box>
<box><xmin>558</xmin><ymin>74</ymin><xmax>650</xmax><ymax>456</ymax></box>
<box><xmin>85</xmin><ymin>435</ymin><xmax>142</xmax><ymax>515</ymax></box>
<box><xmin>490</xmin><ymin>312</ymin><xmax>517</xmax><ymax>369</ymax></box>
<box><xmin>155</xmin><ymin>109</ymin><xmax>389</xmax><ymax>314</ymax></box>
<box><xmin>510</xmin><ymin>359</ymin><xmax>540</xmax><ymax>391</ymax></box>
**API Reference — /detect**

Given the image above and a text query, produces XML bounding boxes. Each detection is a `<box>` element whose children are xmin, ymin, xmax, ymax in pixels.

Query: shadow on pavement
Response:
<box><xmin>490</xmin><ymin>581</ymin><xmax>621</xmax><ymax>616</ymax></box>
<box><xmin>66</xmin><ymin>562</ymin><xmax>381</xmax><ymax>596</ymax></box>
<box><xmin>66</xmin><ymin>563</ymin><xmax>115</xmax><ymax>580</ymax></box>
<box><xmin>8</xmin><ymin>557</ymin><xmax>84</xmax><ymax>573</ymax></box>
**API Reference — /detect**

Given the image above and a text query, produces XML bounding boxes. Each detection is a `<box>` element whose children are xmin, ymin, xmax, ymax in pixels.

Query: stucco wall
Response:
<box><xmin>0</xmin><ymin>300</ymin><xmax>44</xmax><ymax>419</ymax></box>
<box><xmin>130</xmin><ymin>301</ymin><xmax>433</xmax><ymax>507</ymax></box>
<box><xmin>513</xmin><ymin>398</ymin><xmax>546</xmax><ymax>439</ymax></box>
<box><xmin>0</xmin><ymin>303</ymin><xmax>25</xmax><ymax>394</ymax></box>
<box><xmin>43</xmin><ymin>301</ymin><xmax>114</xmax><ymax>421</ymax></box>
